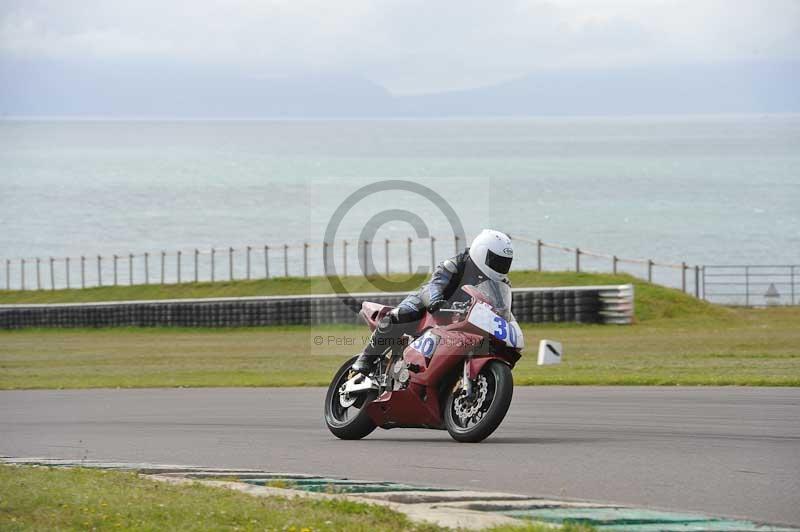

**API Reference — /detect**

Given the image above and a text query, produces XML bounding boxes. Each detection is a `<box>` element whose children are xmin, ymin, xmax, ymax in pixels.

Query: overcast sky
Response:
<box><xmin>2</xmin><ymin>0</ymin><xmax>799</xmax><ymax>95</ymax></box>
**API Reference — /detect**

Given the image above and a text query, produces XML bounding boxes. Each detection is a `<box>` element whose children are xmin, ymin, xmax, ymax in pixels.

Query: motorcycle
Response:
<box><xmin>324</xmin><ymin>279</ymin><xmax>524</xmax><ymax>443</ymax></box>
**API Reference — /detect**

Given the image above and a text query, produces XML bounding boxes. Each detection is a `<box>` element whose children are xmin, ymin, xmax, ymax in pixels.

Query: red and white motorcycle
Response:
<box><xmin>325</xmin><ymin>279</ymin><xmax>549</xmax><ymax>443</ymax></box>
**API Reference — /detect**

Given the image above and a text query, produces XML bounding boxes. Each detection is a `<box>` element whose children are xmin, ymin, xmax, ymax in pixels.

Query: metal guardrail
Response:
<box><xmin>702</xmin><ymin>265</ymin><xmax>798</xmax><ymax>307</ymax></box>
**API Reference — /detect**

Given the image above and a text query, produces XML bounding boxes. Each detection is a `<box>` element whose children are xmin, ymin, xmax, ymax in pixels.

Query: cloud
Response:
<box><xmin>1</xmin><ymin>0</ymin><xmax>798</xmax><ymax>93</ymax></box>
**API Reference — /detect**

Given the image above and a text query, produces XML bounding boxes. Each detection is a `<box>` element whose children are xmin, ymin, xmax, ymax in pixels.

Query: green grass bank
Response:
<box><xmin>0</xmin><ymin>270</ymin><xmax>723</xmax><ymax>323</ymax></box>
<box><xmin>1</xmin><ymin>310</ymin><xmax>797</xmax><ymax>389</ymax></box>
<box><xmin>0</xmin><ymin>465</ymin><xmax>588</xmax><ymax>531</ymax></box>
<box><xmin>1</xmin><ymin>271</ymin><xmax>797</xmax><ymax>389</ymax></box>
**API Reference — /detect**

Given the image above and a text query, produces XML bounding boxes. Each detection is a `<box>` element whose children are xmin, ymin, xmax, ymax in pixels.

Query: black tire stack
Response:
<box><xmin>0</xmin><ymin>286</ymin><xmax>629</xmax><ymax>329</ymax></box>
<box><xmin>510</xmin><ymin>289</ymin><xmax>601</xmax><ymax>324</ymax></box>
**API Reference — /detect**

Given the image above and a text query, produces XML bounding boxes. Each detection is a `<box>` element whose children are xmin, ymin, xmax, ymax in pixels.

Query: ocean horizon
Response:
<box><xmin>2</xmin><ymin>114</ymin><xmax>798</xmax><ymax>289</ymax></box>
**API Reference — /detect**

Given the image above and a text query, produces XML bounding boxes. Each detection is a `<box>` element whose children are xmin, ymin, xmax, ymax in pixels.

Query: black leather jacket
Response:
<box><xmin>420</xmin><ymin>248</ymin><xmax>495</xmax><ymax>306</ymax></box>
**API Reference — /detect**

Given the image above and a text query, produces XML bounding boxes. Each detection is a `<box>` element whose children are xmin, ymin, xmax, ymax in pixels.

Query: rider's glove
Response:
<box><xmin>428</xmin><ymin>298</ymin><xmax>446</xmax><ymax>313</ymax></box>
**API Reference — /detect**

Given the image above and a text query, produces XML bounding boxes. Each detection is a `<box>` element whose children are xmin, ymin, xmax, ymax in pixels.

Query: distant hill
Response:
<box><xmin>1</xmin><ymin>58</ymin><xmax>797</xmax><ymax>118</ymax></box>
<box><xmin>0</xmin><ymin>59</ymin><xmax>394</xmax><ymax>118</ymax></box>
<box><xmin>399</xmin><ymin>61</ymin><xmax>800</xmax><ymax>116</ymax></box>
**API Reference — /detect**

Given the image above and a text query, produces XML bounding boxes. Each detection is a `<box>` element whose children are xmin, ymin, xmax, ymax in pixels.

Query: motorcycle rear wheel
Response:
<box><xmin>444</xmin><ymin>360</ymin><xmax>513</xmax><ymax>443</ymax></box>
<box><xmin>324</xmin><ymin>355</ymin><xmax>378</xmax><ymax>440</ymax></box>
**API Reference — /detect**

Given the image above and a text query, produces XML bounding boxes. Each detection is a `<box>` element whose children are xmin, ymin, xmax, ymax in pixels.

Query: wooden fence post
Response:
<box><xmin>264</xmin><ymin>245</ymin><xmax>269</xmax><ymax>279</ymax></box>
<box><xmin>49</xmin><ymin>257</ymin><xmax>55</xmax><ymax>290</ymax></box>
<box><xmin>613</xmin><ymin>255</ymin><xmax>618</xmax><ymax>275</ymax></box>
<box><xmin>575</xmin><ymin>248</ymin><xmax>581</xmax><ymax>272</ymax></box>
<box><xmin>681</xmin><ymin>262</ymin><xmax>687</xmax><ymax>292</ymax></box>
<box><xmin>161</xmin><ymin>251</ymin><xmax>166</xmax><ymax>285</ymax></box>
<box><xmin>363</xmin><ymin>240</ymin><xmax>369</xmax><ymax>276</ymax></box>
<box><xmin>385</xmin><ymin>239</ymin><xmax>390</xmax><ymax>276</ymax></box>
<box><xmin>81</xmin><ymin>256</ymin><xmax>85</xmax><ymax>288</ymax></box>
<box><xmin>177</xmin><ymin>251</ymin><xmax>182</xmax><ymax>284</ymax></box>
<box><xmin>702</xmin><ymin>266</ymin><xmax>706</xmax><ymax>299</ymax></box>
<box><xmin>129</xmin><ymin>253</ymin><xmax>134</xmax><ymax>285</ymax></box>
<box><xmin>430</xmin><ymin>236</ymin><xmax>436</xmax><ymax>272</ymax></box>
<box><xmin>20</xmin><ymin>258</ymin><xmax>25</xmax><ymax>290</ymax></box>
<box><xmin>194</xmin><ymin>249</ymin><xmax>199</xmax><ymax>283</ymax></box>
<box><xmin>229</xmin><ymin>247</ymin><xmax>234</xmax><ymax>281</ymax></box>
<box><xmin>647</xmin><ymin>260</ymin><xmax>653</xmax><ymax>283</ymax></box>
<box><xmin>343</xmin><ymin>241</ymin><xmax>348</xmax><ymax>277</ymax></box>
<box><xmin>211</xmin><ymin>248</ymin><xmax>216</xmax><ymax>282</ymax></box>
<box><xmin>113</xmin><ymin>255</ymin><xmax>118</xmax><ymax>286</ymax></box>
<box><xmin>537</xmin><ymin>239</ymin><xmax>542</xmax><ymax>272</ymax></box>
<box><xmin>407</xmin><ymin>238</ymin><xmax>412</xmax><ymax>274</ymax></box>
<box><xmin>283</xmin><ymin>244</ymin><xmax>289</xmax><ymax>277</ymax></box>
<box><xmin>65</xmin><ymin>257</ymin><xmax>70</xmax><ymax>288</ymax></box>
<box><xmin>303</xmin><ymin>243</ymin><xmax>309</xmax><ymax>277</ymax></box>
<box><xmin>97</xmin><ymin>255</ymin><xmax>102</xmax><ymax>287</ymax></box>
<box><xmin>745</xmin><ymin>266</ymin><xmax>750</xmax><ymax>306</ymax></box>
<box><xmin>144</xmin><ymin>253</ymin><xmax>149</xmax><ymax>285</ymax></box>
<box><xmin>36</xmin><ymin>258</ymin><xmax>41</xmax><ymax>290</ymax></box>
<box><xmin>246</xmin><ymin>246</ymin><xmax>251</xmax><ymax>280</ymax></box>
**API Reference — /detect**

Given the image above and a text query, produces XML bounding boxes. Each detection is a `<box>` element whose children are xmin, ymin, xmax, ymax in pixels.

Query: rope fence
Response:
<box><xmin>1</xmin><ymin>234</ymin><xmax>701</xmax><ymax>296</ymax></box>
<box><xmin>512</xmin><ymin>236</ymin><xmax>700</xmax><ymax>296</ymax></box>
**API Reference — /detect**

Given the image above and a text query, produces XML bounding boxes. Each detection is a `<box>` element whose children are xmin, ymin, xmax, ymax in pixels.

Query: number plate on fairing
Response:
<box><xmin>467</xmin><ymin>302</ymin><xmax>524</xmax><ymax>349</ymax></box>
<box><xmin>410</xmin><ymin>331</ymin><xmax>440</xmax><ymax>359</ymax></box>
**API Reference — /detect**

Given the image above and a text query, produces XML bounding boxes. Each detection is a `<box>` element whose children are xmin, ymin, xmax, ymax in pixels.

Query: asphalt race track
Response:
<box><xmin>1</xmin><ymin>387</ymin><xmax>798</xmax><ymax>526</ymax></box>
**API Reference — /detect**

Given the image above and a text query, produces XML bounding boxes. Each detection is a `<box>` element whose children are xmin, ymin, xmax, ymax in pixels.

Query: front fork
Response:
<box><xmin>461</xmin><ymin>352</ymin><xmax>474</xmax><ymax>398</ymax></box>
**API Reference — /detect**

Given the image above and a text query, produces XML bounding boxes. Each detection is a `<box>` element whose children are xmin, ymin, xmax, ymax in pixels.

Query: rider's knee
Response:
<box><xmin>377</xmin><ymin>312</ymin><xmax>395</xmax><ymax>332</ymax></box>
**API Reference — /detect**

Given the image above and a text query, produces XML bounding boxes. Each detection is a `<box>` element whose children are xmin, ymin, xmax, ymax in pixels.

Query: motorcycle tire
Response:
<box><xmin>324</xmin><ymin>355</ymin><xmax>378</xmax><ymax>440</ymax></box>
<box><xmin>444</xmin><ymin>360</ymin><xmax>513</xmax><ymax>443</ymax></box>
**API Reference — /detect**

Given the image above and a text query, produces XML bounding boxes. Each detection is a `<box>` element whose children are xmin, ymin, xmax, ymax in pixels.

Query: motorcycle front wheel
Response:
<box><xmin>444</xmin><ymin>360</ymin><xmax>513</xmax><ymax>443</ymax></box>
<box><xmin>324</xmin><ymin>355</ymin><xmax>378</xmax><ymax>440</ymax></box>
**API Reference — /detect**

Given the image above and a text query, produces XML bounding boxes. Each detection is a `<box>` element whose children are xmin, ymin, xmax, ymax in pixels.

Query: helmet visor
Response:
<box><xmin>485</xmin><ymin>249</ymin><xmax>512</xmax><ymax>274</ymax></box>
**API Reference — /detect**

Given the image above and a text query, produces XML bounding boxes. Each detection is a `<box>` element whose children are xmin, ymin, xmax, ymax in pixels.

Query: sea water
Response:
<box><xmin>1</xmin><ymin>115</ymin><xmax>798</xmax><ymax>289</ymax></box>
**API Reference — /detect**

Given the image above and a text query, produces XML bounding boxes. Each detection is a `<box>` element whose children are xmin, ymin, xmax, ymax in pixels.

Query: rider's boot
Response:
<box><xmin>352</xmin><ymin>313</ymin><xmax>397</xmax><ymax>374</ymax></box>
<box><xmin>351</xmin><ymin>347</ymin><xmax>379</xmax><ymax>374</ymax></box>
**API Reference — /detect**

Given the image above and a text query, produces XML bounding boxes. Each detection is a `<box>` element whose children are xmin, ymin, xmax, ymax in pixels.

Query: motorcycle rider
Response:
<box><xmin>352</xmin><ymin>229</ymin><xmax>514</xmax><ymax>374</ymax></box>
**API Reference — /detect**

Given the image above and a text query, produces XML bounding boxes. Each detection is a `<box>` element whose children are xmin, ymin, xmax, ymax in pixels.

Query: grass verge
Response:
<box><xmin>0</xmin><ymin>465</ymin><xmax>589</xmax><ymax>531</ymax></box>
<box><xmin>0</xmin><ymin>270</ymin><xmax>797</xmax><ymax>389</ymax></box>
<box><xmin>1</xmin><ymin>306</ymin><xmax>798</xmax><ymax>389</ymax></box>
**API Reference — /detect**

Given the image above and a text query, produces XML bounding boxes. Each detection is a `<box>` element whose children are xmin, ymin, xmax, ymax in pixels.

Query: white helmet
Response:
<box><xmin>468</xmin><ymin>229</ymin><xmax>513</xmax><ymax>281</ymax></box>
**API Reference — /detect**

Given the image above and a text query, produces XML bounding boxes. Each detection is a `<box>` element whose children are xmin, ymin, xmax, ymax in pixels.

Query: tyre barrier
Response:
<box><xmin>0</xmin><ymin>285</ymin><xmax>633</xmax><ymax>329</ymax></box>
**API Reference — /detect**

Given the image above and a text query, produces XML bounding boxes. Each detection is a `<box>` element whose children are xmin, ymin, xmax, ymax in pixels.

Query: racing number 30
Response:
<box><xmin>412</xmin><ymin>333</ymin><xmax>437</xmax><ymax>358</ymax></box>
<box><xmin>493</xmin><ymin>316</ymin><xmax>517</xmax><ymax>347</ymax></box>
<box><xmin>493</xmin><ymin>316</ymin><xmax>508</xmax><ymax>340</ymax></box>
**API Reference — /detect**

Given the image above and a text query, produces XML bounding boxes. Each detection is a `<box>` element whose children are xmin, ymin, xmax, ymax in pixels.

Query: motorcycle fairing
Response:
<box><xmin>366</xmin><ymin>384</ymin><xmax>443</xmax><ymax>428</ymax></box>
<box><xmin>409</xmin><ymin>330</ymin><xmax>440</xmax><ymax>361</ymax></box>
<box><xmin>360</xmin><ymin>301</ymin><xmax>393</xmax><ymax>331</ymax></box>
<box><xmin>467</xmin><ymin>301</ymin><xmax>525</xmax><ymax>349</ymax></box>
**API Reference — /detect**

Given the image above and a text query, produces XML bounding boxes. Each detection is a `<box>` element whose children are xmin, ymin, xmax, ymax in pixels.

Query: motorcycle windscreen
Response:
<box><xmin>467</xmin><ymin>301</ymin><xmax>524</xmax><ymax>349</ymax></box>
<box><xmin>472</xmin><ymin>279</ymin><xmax>513</xmax><ymax>319</ymax></box>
